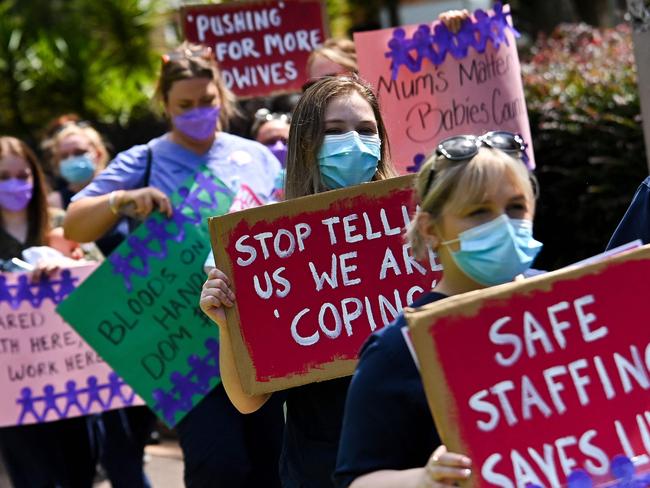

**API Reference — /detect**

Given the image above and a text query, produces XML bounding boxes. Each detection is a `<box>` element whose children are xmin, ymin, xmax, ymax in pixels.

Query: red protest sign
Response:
<box><xmin>408</xmin><ymin>246</ymin><xmax>650</xmax><ymax>487</ymax></box>
<box><xmin>210</xmin><ymin>176</ymin><xmax>441</xmax><ymax>394</ymax></box>
<box><xmin>181</xmin><ymin>0</ymin><xmax>327</xmax><ymax>98</ymax></box>
<box><xmin>354</xmin><ymin>4</ymin><xmax>534</xmax><ymax>174</ymax></box>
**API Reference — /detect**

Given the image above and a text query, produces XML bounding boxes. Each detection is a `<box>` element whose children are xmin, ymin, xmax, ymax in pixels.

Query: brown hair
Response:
<box><xmin>155</xmin><ymin>42</ymin><xmax>237</xmax><ymax>130</ymax></box>
<box><xmin>284</xmin><ymin>75</ymin><xmax>396</xmax><ymax>200</ymax></box>
<box><xmin>49</xmin><ymin>123</ymin><xmax>110</xmax><ymax>171</ymax></box>
<box><xmin>0</xmin><ymin>136</ymin><xmax>50</xmax><ymax>246</ymax></box>
<box><xmin>407</xmin><ymin>147</ymin><xmax>537</xmax><ymax>259</ymax></box>
<box><xmin>307</xmin><ymin>38</ymin><xmax>358</xmax><ymax>76</ymax></box>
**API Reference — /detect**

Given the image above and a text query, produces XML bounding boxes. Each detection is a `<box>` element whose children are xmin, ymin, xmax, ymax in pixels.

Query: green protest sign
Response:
<box><xmin>57</xmin><ymin>167</ymin><xmax>234</xmax><ymax>426</ymax></box>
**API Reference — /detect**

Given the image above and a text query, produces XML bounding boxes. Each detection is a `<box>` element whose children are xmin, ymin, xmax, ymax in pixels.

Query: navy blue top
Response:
<box><xmin>607</xmin><ymin>177</ymin><xmax>650</xmax><ymax>250</ymax></box>
<box><xmin>281</xmin><ymin>378</ymin><xmax>350</xmax><ymax>487</ymax></box>
<box><xmin>334</xmin><ymin>291</ymin><xmax>446</xmax><ymax>488</ymax></box>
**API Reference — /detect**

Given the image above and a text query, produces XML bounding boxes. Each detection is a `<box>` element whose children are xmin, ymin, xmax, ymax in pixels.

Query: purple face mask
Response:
<box><xmin>173</xmin><ymin>106</ymin><xmax>220</xmax><ymax>141</ymax></box>
<box><xmin>267</xmin><ymin>140</ymin><xmax>288</xmax><ymax>167</ymax></box>
<box><xmin>0</xmin><ymin>178</ymin><xmax>33</xmax><ymax>212</ymax></box>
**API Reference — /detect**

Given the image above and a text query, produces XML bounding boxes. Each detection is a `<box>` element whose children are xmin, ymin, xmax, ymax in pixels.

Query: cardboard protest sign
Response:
<box><xmin>0</xmin><ymin>264</ymin><xmax>142</xmax><ymax>427</ymax></box>
<box><xmin>354</xmin><ymin>3</ymin><xmax>534</xmax><ymax>174</ymax></box>
<box><xmin>182</xmin><ymin>0</ymin><xmax>327</xmax><ymax>98</ymax></box>
<box><xmin>58</xmin><ymin>168</ymin><xmax>234</xmax><ymax>427</ymax></box>
<box><xmin>407</xmin><ymin>246</ymin><xmax>650</xmax><ymax>487</ymax></box>
<box><xmin>209</xmin><ymin>175</ymin><xmax>442</xmax><ymax>394</ymax></box>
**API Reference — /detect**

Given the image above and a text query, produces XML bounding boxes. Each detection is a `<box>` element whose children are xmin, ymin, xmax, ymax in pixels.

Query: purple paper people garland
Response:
<box><xmin>16</xmin><ymin>372</ymin><xmax>137</xmax><ymax>424</ymax></box>
<box><xmin>108</xmin><ymin>172</ymin><xmax>233</xmax><ymax>291</ymax></box>
<box><xmin>0</xmin><ymin>269</ymin><xmax>79</xmax><ymax>310</ymax></box>
<box><xmin>385</xmin><ymin>2</ymin><xmax>520</xmax><ymax>80</ymax></box>
<box><xmin>152</xmin><ymin>338</ymin><xmax>220</xmax><ymax>425</ymax></box>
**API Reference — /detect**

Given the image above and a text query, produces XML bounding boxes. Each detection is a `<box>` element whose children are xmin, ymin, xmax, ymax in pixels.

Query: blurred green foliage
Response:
<box><xmin>522</xmin><ymin>23</ymin><xmax>648</xmax><ymax>269</ymax></box>
<box><xmin>0</xmin><ymin>0</ymin><xmax>160</xmax><ymax>139</ymax></box>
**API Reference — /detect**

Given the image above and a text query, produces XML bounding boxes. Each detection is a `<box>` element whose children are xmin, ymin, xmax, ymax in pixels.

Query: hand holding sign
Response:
<box><xmin>200</xmin><ymin>268</ymin><xmax>235</xmax><ymax>326</ymax></box>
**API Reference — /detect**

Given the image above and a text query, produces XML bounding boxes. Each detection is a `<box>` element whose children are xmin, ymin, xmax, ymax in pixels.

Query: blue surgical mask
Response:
<box><xmin>60</xmin><ymin>154</ymin><xmax>96</xmax><ymax>184</ymax></box>
<box><xmin>441</xmin><ymin>215</ymin><xmax>542</xmax><ymax>286</ymax></box>
<box><xmin>317</xmin><ymin>131</ymin><xmax>381</xmax><ymax>189</ymax></box>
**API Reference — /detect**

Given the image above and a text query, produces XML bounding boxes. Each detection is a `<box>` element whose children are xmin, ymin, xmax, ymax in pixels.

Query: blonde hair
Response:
<box><xmin>155</xmin><ymin>42</ymin><xmax>237</xmax><ymax>130</ymax></box>
<box><xmin>51</xmin><ymin>124</ymin><xmax>110</xmax><ymax>170</ymax></box>
<box><xmin>284</xmin><ymin>75</ymin><xmax>396</xmax><ymax>200</ymax></box>
<box><xmin>407</xmin><ymin>147</ymin><xmax>537</xmax><ymax>258</ymax></box>
<box><xmin>307</xmin><ymin>38</ymin><xmax>358</xmax><ymax>76</ymax></box>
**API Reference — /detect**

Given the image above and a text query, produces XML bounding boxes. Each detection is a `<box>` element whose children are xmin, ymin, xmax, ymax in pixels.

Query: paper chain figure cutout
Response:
<box><xmin>109</xmin><ymin>173</ymin><xmax>232</xmax><ymax>291</ymax></box>
<box><xmin>519</xmin><ymin>455</ymin><xmax>650</xmax><ymax>488</ymax></box>
<box><xmin>151</xmin><ymin>338</ymin><xmax>220</xmax><ymax>425</ymax></box>
<box><xmin>0</xmin><ymin>270</ymin><xmax>79</xmax><ymax>310</ymax></box>
<box><xmin>384</xmin><ymin>2</ymin><xmax>519</xmax><ymax>80</ymax></box>
<box><xmin>16</xmin><ymin>372</ymin><xmax>137</xmax><ymax>424</ymax></box>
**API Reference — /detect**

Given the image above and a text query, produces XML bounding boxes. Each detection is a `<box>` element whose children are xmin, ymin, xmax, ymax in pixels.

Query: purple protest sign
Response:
<box><xmin>0</xmin><ymin>264</ymin><xmax>142</xmax><ymax>427</ymax></box>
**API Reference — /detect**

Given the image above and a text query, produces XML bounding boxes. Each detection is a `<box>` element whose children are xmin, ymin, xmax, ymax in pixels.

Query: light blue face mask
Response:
<box><xmin>317</xmin><ymin>131</ymin><xmax>381</xmax><ymax>189</ymax></box>
<box><xmin>441</xmin><ymin>214</ymin><xmax>543</xmax><ymax>286</ymax></box>
<box><xmin>60</xmin><ymin>154</ymin><xmax>96</xmax><ymax>184</ymax></box>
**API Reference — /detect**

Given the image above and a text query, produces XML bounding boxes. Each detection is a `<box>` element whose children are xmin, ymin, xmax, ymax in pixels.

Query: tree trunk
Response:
<box><xmin>627</xmin><ymin>0</ymin><xmax>650</xmax><ymax>172</ymax></box>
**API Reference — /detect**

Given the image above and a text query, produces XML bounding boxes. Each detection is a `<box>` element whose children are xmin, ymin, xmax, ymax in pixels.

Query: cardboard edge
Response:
<box><xmin>246</xmin><ymin>359</ymin><xmax>357</xmax><ymax>395</ymax></box>
<box><xmin>407</xmin><ymin>312</ymin><xmax>475</xmax><ymax>486</ymax></box>
<box><xmin>213</xmin><ymin>174</ymin><xmax>414</xmax><ymax>232</ymax></box>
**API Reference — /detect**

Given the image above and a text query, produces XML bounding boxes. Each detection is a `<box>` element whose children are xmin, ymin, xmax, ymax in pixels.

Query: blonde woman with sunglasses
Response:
<box><xmin>335</xmin><ymin>132</ymin><xmax>541</xmax><ymax>488</ymax></box>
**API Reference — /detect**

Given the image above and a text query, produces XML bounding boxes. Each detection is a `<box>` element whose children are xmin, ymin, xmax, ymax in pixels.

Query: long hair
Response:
<box><xmin>155</xmin><ymin>42</ymin><xmax>237</xmax><ymax>130</ymax></box>
<box><xmin>0</xmin><ymin>136</ymin><xmax>50</xmax><ymax>246</ymax></box>
<box><xmin>284</xmin><ymin>75</ymin><xmax>396</xmax><ymax>200</ymax></box>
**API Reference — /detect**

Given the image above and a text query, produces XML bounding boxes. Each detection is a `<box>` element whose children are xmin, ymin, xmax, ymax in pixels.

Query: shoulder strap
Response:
<box><xmin>142</xmin><ymin>145</ymin><xmax>153</xmax><ymax>187</ymax></box>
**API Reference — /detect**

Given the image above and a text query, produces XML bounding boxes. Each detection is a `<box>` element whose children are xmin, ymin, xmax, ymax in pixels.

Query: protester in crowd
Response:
<box><xmin>40</xmin><ymin>113</ymin><xmax>85</xmax><ymax>171</ymax></box>
<box><xmin>42</xmin><ymin>120</ymin><xmax>132</xmax><ymax>257</ymax></box>
<box><xmin>0</xmin><ymin>135</ymin><xmax>99</xmax><ymax>488</ymax></box>
<box><xmin>334</xmin><ymin>132</ymin><xmax>542</xmax><ymax>488</ymax></box>
<box><xmin>606</xmin><ymin>177</ymin><xmax>650</xmax><ymax>249</ymax></box>
<box><xmin>45</xmin><ymin>121</ymin><xmax>109</xmax><ymax>208</ymax></box>
<box><xmin>64</xmin><ymin>42</ymin><xmax>284</xmax><ymax>488</ymax></box>
<box><xmin>41</xmin><ymin>116</ymin><xmax>156</xmax><ymax>487</ymax></box>
<box><xmin>200</xmin><ymin>10</ymin><xmax>474</xmax><ymax>484</ymax></box>
<box><xmin>200</xmin><ymin>74</ymin><xmax>396</xmax><ymax>487</ymax></box>
<box><xmin>251</xmin><ymin>108</ymin><xmax>291</xmax><ymax>166</ymax></box>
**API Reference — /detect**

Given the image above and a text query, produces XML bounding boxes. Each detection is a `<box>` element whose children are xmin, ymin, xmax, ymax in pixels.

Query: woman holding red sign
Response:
<box><xmin>200</xmin><ymin>75</ymin><xmax>396</xmax><ymax>487</ymax></box>
<box><xmin>333</xmin><ymin>133</ymin><xmax>542</xmax><ymax>487</ymax></box>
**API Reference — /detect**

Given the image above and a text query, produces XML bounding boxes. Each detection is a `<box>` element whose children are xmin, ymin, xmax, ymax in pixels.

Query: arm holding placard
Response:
<box><xmin>64</xmin><ymin>146</ymin><xmax>172</xmax><ymax>242</ymax></box>
<box><xmin>65</xmin><ymin>187</ymin><xmax>172</xmax><ymax>242</ymax></box>
<box><xmin>335</xmin><ymin>322</ymin><xmax>471</xmax><ymax>488</ymax></box>
<box><xmin>199</xmin><ymin>268</ymin><xmax>271</xmax><ymax>414</ymax></box>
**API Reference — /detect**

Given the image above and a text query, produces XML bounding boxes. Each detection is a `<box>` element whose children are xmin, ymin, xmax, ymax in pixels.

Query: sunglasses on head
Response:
<box><xmin>254</xmin><ymin>108</ymin><xmax>290</xmax><ymax>124</ymax></box>
<box><xmin>426</xmin><ymin>131</ymin><xmax>528</xmax><ymax>192</ymax></box>
<box><xmin>162</xmin><ymin>45</ymin><xmax>212</xmax><ymax>64</ymax></box>
<box><xmin>435</xmin><ymin>131</ymin><xmax>526</xmax><ymax>160</ymax></box>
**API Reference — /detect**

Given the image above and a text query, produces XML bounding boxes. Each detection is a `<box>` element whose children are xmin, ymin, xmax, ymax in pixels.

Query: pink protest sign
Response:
<box><xmin>354</xmin><ymin>3</ymin><xmax>534</xmax><ymax>174</ymax></box>
<box><xmin>0</xmin><ymin>265</ymin><xmax>141</xmax><ymax>427</ymax></box>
